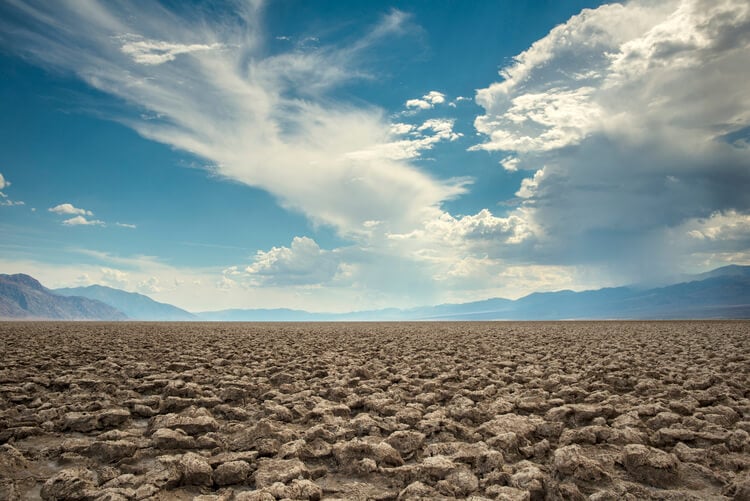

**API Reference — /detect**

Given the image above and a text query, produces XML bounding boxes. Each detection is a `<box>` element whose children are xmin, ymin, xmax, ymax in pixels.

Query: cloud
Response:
<box><xmin>6</xmin><ymin>0</ymin><xmax>748</xmax><ymax>305</ymax></box>
<box><xmin>390</xmin><ymin>123</ymin><xmax>415</xmax><ymax>135</ymax></box>
<box><xmin>499</xmin><ymin>156</ymin><xmax>520</xmax><ymax>172</ymax></box>
<box><xmin>100</xmin><ymin>267</ymin><xmax>129</xmax><ymax>288</ymax></box>
<box><xmin>387</xmin><ymin>208</ymin><xmax>540</xmax><ymax>269</ymax></box>
<box><xmin>470</xmin><ymin>0</ymin><xmax>750</xmax><ymax>282</ymax></box>
<box><xmin>137</xmin><ymin>276</ymin><xmax>162</xmax><ymax>294</ymax></box>
<box><xmin>1</xmin><ymin>2</ymin><xmax>465</xmax><ymax>241</ymax></box>
<box><xmin>346</xmin><ymin>118</ymin><xmax>462</xmax><ymax>161</ymax></box>
<box><xmin>48</xmin><ymin>202</ymin><xmax>126</xmax><ymax>227</ymax></box>
<box><xmin>682</xmin><ymin>210</ymin><xmax>750</xmax><ymax>245</ymax></box>
<box><xmin>405</xmin><ymin>90</ymin><xmax>447</xmax><ymax>110</ymax></box>
<box><xmin>0</xmin><ymin>172</ymin><xmax>24</xmax><ymax>206</ymax></box>
<box><xmin>244</xmin><ymin>236</ymin><xmax>341</xmax><ymax>286</ymax></box>
<box><xmin>62</xmin><ymin>215</ymin><xmax>105</xmax><ymax>226</ymax></box>
<box><xmin>119</xmin><ymin>36</ymin><xmax>224</xmax><ymax>65</ymax></box>
<box><xmin>0</xmin><ymin>199</ymin><xmax>24</xmax><ymax>207</ymax></box>
<box><xmin>49</xmin><ymin>203</ymin><xmax>93</xmax><ymax>216</ymax></box>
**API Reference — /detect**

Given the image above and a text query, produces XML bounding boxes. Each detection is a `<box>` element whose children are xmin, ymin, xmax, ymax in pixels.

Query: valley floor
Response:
<box><xmin>0</xmin><ymin>321</ymin><xmax>748</xmax><ymax>500</ymax></box>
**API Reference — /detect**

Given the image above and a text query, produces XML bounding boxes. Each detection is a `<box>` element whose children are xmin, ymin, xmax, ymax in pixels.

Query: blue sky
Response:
<box><xmin>1</xmin><ymin>0</ymin><xmax>749</xmax><ymax>312</ymax></box>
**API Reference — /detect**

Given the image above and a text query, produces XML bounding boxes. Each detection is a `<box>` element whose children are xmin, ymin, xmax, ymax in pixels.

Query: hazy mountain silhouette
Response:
<box><xmin>2</xmin><ymin>265</ymin><xmax>748</xmax><ymax>320</ymax></box>
<box><xmin>55</xmin><ymin>285</ymin><xmax>196</xmax><ymax>321</ymax></box>
<box><xmin>197</xmin><ymin>265</ymin><xmax>750</xmax><ymax>320</ymax></box>
<box><xmin>0</xmin><ymin>274</ymin><xmax>126</xmax><ymax>320</ymax></box>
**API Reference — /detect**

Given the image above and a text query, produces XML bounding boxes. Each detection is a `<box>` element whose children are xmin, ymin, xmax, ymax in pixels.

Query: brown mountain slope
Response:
<box><xmin>0</xmin><ymin>274</ymin><xmax>126</xmax><ymax>320</ymax></box>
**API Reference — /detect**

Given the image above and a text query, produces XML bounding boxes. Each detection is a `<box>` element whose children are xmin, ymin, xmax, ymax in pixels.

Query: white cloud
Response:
<box><xmin>515</xmin><ymin>167</ymin><xmax>547</xmax><ymax>199</ymax></box>
<box><xmin>137</xmin><ymin>276</ymin><xmax>162</xmax><ymax>294</ymax></box>
<box><xmin>62</xmin><ymin>215</ymin><xmax>105</xmax><ymax>226</ymax></box>
<box><xmin>470</xmin><ymin>0</ymin><xmax>750</xmax><ymax>281</ymax></box>
<box><xmin>684</xmin><ymin>210</ymin><xmax>750</xmax><ymax>243</ymax></box>
<box><xmin>405</xmin><ymin>99</ymin><xmax>432</xmax><ymax>110</ymax></box>
<box><xmin>405</xmin><ymin>90</ymin><xmax>446</xmax><ymax>110</ymax></box>
<box><xmin>389</xmin><ymin>123</ymin><xmax>415</xmax><ymax>135</ymax></box>
<box><xmin>115</xmin><ymin>222</ymin><xmax>136</xmax><ymax>229</ymax></box>
<box><xmin>0</xmin><ymin>172</ymin><xmax>24</xmax><ymax>206</ymax></box>
<box><xmin>500</xmin><ymin>156</ymin><xmax>519</xmax><ymax>172</ymax></box>
<box><xmin>0</xmin><ymin>199</ymin><xmax>24</xmax><ymax>207</ymax></box>
<box><xmin>347</xmin><ymin>118</ymin><xmax>462</xmax><ymax>161</ymax></box>
<box><xmin>244</xmin><ymin>236</ymin><xmax>341</xmax><ymax>286</ymax></box>
<box><xmin>49</xmin><ymin>203</ymin><xmax>93</xmax><ymax>216</ymax></box>
<box><xmin>119</xmin><ymin>36</ymin><xmax>224</xmax><ymax>65</ymax></box>
<box><xmin>6</xmin><ymin>0</ymin><xmax>748</xmax><ymax>306</ymax></box>
<box><xmin>389</xmin><ymin>208</ymin><xmax>538</xmax><ymax>250</ymax></box>
<box><xmin>474</xmin><ymin>86</ymin><xmax>603</xmax><ymax>152</ymax></box>
<box><xmin>100</xmin><ymin>267</ymin><xmax>129</xmax><ymax>288</ymax></box>
<box><xmin>2</xmin><ymin>2</ymin><xmax>466</xmax><ymax>240</ymax></box>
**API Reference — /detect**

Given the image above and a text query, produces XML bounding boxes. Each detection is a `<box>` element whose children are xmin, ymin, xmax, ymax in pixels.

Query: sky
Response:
<box><xmin>0</xmin><ymin>0</ymin><xmax>749</xmax><ymax>313</ymax></box>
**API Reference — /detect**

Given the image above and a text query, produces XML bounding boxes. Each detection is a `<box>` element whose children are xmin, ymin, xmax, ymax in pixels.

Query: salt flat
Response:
<box><xmin>0</xmin><ymin>321</ymin><xmax>748</xmax><ymax>500</ymax></box>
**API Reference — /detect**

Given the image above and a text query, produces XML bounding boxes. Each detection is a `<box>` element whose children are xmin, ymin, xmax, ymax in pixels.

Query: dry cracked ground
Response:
<box><xmin>0</xmin><ymin>321</ymin><xmax>749</xmax><ymax>500</ymax></box>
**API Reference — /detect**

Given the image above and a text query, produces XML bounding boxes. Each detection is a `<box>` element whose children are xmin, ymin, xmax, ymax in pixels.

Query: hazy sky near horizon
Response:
<box><xmin>1</xmin><ymin>0</ymin><xmax>749</xmax><ymax>312</ymax></box>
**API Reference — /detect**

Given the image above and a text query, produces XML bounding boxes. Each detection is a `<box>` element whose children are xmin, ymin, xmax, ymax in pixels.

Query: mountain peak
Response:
<box><xmin>0</xmin><ymin>273</ymin><xmax>46</xmax><ymax>291</ymax></box>
<box><xmin>0</xmin><ymin>273</ymin><xmax>125</xmax><ymax>320</ymax></box>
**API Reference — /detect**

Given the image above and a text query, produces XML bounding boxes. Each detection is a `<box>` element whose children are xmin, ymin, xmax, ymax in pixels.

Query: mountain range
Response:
<box><xmin>55</xmin><ymin>285</ymin><xmax>195</xmax><ymax>321</ymax></box>
<box><xmin>197</xmin><ymin>267</ymin><xmax>750</xmax><ymax>321</ymax></box>
<box><xmin>0</xmin><ymin>274</ymin><xmax>125</xmax><ymax>320</ymax></box>
<box><xmin>1</xmin><ymin>265</ymin><xmax>749</xmax><ymax>321</ymax></box>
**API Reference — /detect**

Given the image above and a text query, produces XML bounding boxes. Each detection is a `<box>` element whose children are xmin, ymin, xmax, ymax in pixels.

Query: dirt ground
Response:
<box><xmin>0</xmin><ymin>321</ymin><xmax>748</xmax><ymax>500</ymax></box>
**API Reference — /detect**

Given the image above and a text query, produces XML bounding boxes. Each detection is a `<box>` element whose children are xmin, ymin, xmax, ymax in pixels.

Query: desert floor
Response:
<box><xmin>0</xmin><ymin>321</ymin><xmax>748</xmax><ymax>500</ymax></box>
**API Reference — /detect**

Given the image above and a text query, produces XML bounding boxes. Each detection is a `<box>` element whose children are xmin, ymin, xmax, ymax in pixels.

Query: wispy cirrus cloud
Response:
<box><xmin>1</xmin><ymin>1</ymin><xmax>465</xmax><ymax>241</ymax></box>
<box><xmin>118</xmin><ymin>35</ymin><xmax>224</xmax><ymax>65</ymax></box>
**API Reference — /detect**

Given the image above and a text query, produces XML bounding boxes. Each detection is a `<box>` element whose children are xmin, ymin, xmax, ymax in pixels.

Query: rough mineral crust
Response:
<box><xmin>0</xmin><ymin>320</ymin><xmax>748</xmax><ymax>500</ymax></box>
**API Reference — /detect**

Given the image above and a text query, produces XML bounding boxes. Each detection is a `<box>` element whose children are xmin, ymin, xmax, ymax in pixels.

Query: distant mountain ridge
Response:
<box><xmin>197</xmin><ymin>265</ymin><xmax>750</xmax><ymax>321</ymax></box>
<box><xmin>0</xmin><ymin>274</ymin><xmax>126</xmax><ymax>320</ymax></box>
<box><xmin>1</xmin><ymin>265</ymin><xmax>749</xmax><ymax>321</ymax></box>
<box><xmin>55</xmin><ymin>284</ymin><xmax>196</xmax><ymax>321</ymax></box>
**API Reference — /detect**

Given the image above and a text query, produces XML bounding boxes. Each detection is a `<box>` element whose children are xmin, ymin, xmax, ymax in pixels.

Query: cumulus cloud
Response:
<box><xmin>62</xmin><ymin>215</ymin><xmax>105</xmax><ymax>226</ymax></box>
<box><xmin>389</xmin><ymin>209</ymin><xmax>537</xmax><ymax>248</ymax></box>
<box><xmin>499</xmin><ymin>156</ymin><xmax>520</xmax><ymax>172</ymax></box>
<box><xmin>685</xmin><ymin>211</ymin><xmax>750</xmax><ymax>243</ymax></box>
<box><xmin>244</xmin><ymin>236</ymin><xmax>341</xmax><ymax>286</ymax></box>
<box><xmin>347</xmin><ymin>118</ymin><xmax>462</xmax><ymax>161</ymax></box>
<box><xmin>0</xmin><ymin>172</ymin><xmax>8</xmax><ymax>190</ymax></box>
<box><xmin>137</xmin><ymin>276</ymin><xmax>162</xmax><ymax>294</ymax></box>
<box><xmin>471</xmin><ymin>0</ymin><xmax>750</xmax><ymax>281</ymax></box>
<box><xmin>49</xmin><ymin>203</ymin><xmax>104</xmax><ymax>226</ymax></box>
<box><xmin>405</xmin><ymin>90</ymin><xmax>447</xmax><ymax>110</ymax></box>
<box><xmin>100</xmin><ymin>267</ymin><xmax>129</xmax><ymax>288</ymax></box>
<box><xmin>49</xmin><ymin>203</ymin><xmax>93</xmax><ymax>216</ymax></box>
